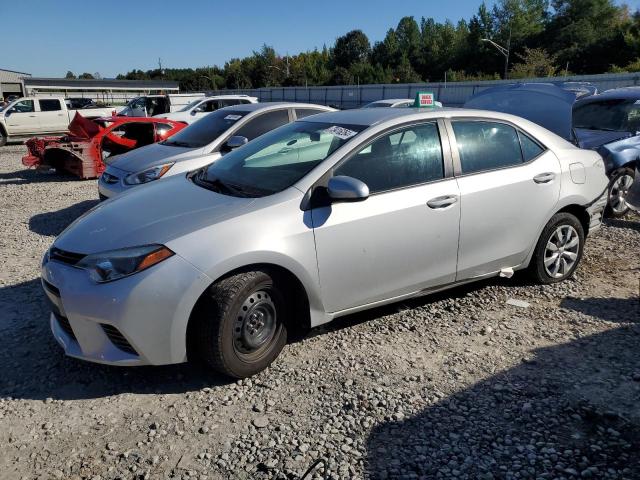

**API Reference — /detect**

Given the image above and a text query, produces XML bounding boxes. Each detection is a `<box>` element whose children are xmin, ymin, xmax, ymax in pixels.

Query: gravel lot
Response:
<box><xmin>1</xmin><ymin>144</ymin><xmax>639</xmax><ymax>480</ymax></box>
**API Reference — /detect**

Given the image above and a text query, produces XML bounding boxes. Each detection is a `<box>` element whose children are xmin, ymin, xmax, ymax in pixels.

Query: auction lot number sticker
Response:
<box><xmin>324</xmin><ymin>125</ymin><xmax>358</xmax><ymax>140</ymax></box>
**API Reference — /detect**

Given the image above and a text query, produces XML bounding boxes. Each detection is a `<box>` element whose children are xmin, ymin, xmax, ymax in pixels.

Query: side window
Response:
<box><xmin>295</xmin><ymin>108</ymin><xmax>326</xmax><ymax>119</ymax></box>
<box><xmin>155</xmin><ymin>123</ymin><xmax>175</xmax><ymax>137</ymax></box>
<box><xmin>39</xmin><ymin>99</ymin><xmax>62</xmax><ymax>112</ymax></box>
<box><xmin>235</xmin><ymin>109</ymin><xmax>290</xmax><ymax>140</ymax></box>
<box><xmin>518</xmin><ymin>131</ymin><xmax>544</xmax><ymax>161</ymax></box>
<box><xmin>452</xmin><ymin>121</ymin><xmax>523</xmax><ymax>174</ymax></box>
<box><xmin>12</xmin><ymin>100</ymin><xmax>34</xmax><ymax>113</ymax></box>
<box><xmin>205</xmin><ymin>100</ymin><xmax>221</xmax><ymax>112</ymax></box>
<box><xmin>221</xmin><ymin>99</ymin><xmax>241</xmax><ymax>107</ymax></box>
<box><xmin>335</xmin><ymin>122</ymin><xmax>444</xmax><ymax>194</ymax></box>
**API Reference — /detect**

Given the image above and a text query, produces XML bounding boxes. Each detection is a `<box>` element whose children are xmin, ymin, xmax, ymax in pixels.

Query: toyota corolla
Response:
<box><xmin>42</xmin><ymin>108</ymin><xmax>608</xmax><ymax>378</ymax></box>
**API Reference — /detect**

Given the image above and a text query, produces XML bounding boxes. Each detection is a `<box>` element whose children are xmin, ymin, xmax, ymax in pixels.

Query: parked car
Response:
<box><xmin>363</xmin><ymin>98</ymin><xmax>443</xmax><ymax>108</ymax></box>
<box><xmin>465</xmin><ymin>83</ymin><xmax>640</xmax><ymax>217</ymax></box>
<box><xmin>98</xmin><ymin>102</ymin><xmax>334</xmax><ymax>199</ymax></box>
<box><xmin>43</xmin><ymin>107</ymin><xmax>608</xmax><ymax>378</ymax></box>
<box><xmin>22</xmin><ymin>114</ymin><xmax>185</xmax><ymax>179</ymax></box>
<box><xmin>626</xmin><ymin>163</ymin><xmax>640</xmax><ymax>213</ymax></box>
<box><xmin>117</xmin><ymin>93</ymin><xmax>206</xmax><ymax>117</ymax></box>
<box><xmin>65</xmin><ymin>98</ymin><xmax>107</xmax><ymax>110</ymax></box>
<box><xmin>0</xmin><ymin>96</ymin><xmax>117</xmax><ymax>146</ymax></box>
<box><xmin>154</xmin><ymin>95</ymin><xmax>258</xmax><ymax>124</ymax></box>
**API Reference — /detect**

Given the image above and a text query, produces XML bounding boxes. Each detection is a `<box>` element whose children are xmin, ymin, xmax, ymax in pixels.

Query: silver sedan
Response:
<box><xmin>42</xmin><ymin>108</ymin><xmax>608</xmax><ymax>378</ymax></box>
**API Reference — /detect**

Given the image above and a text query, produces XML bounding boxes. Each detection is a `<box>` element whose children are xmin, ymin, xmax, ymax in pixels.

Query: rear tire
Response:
<box><xmin>528</xmin><ymin>212</ymin><xmax>585</xmax><ymax>284</ymax></box>
<box><xmin>194</xmin><ymin>270</ymin><xmax>288</xmax><ymax>379</ymax></box>
<box><xmin>605</xmin><ymin>167</ymin><xmax>634</xmax><ymax>218</ymax></box>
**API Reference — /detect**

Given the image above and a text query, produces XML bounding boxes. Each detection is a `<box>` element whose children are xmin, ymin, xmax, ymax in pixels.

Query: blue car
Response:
<box><xmin>466</xmin><ymin>83</ymin><xmax>640</xmax><ymax>217</ymax></box>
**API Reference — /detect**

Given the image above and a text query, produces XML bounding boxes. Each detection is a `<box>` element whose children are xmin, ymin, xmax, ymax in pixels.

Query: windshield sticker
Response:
<box><xmin>224</xmin><ymin>114</ymin><xmax>242</xmax><ymax>121</ymax></box>
<box><xmin>635</xmin><ymin>100</ymin><xmax>640</xmax><ymax>105</ymax></box>
<box><xmin>324</xmin><ymin>126</ymin><xmax>358</xmax><ymax>140</ymax></box>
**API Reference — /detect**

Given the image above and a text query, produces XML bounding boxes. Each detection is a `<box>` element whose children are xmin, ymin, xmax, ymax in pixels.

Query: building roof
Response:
<box><xmin>23</xmin><ymin>77</ymin><xmax>179</xmax><ymax>91</ymax></box>
<box><xmin>0</xmin><ymin>68</ymin><xmax>31</xmax><ymax>83</ymax></box>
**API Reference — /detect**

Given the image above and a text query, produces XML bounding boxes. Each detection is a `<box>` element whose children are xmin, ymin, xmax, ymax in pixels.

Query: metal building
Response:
<box><xmin>22</xmin><ymin>77</ymin><xmax>180</xmax><ymax>104</ymax></box>
<box><xmin>0</xmin><ymin>68</ymin><xmax>31</xmax><ymax>99</ymax></box>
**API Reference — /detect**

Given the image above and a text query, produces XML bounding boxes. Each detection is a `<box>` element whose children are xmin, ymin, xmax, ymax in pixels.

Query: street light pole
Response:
<box><xmin>481</xmin><ymin>32</ymin><xmax>511</xmax><ymax>79</ymax></box>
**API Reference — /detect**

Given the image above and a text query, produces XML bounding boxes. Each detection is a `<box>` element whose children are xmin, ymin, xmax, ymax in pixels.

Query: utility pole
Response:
<box><xmin>158</xmin><ymin>58</ymin><xmax>164</xmax><ymax>79</ymax></box>
<box><xmin>482</xmin><ymin>31</ymin><xmax>510</xmax><ymax>80</ymax></box>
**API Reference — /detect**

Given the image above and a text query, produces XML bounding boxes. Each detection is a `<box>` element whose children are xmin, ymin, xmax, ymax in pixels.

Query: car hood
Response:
<box><xmin>54</xmin><ymin>174</ymin><xmax>256</xmax><ymax>254</ymax></box>
<box><xmin>464</xmin><ymin>83</ymin><xmax>576</xmax><ymax>140</ymax></box>
<box><xmin>573</xmin><ymin>128</ymin><xmax>634</xmax><ymax>149</ymax></box>
<box><xmin>105</xmin><ymin>142</ymin><xmax>207</xmax><ymax>172</ymax></box>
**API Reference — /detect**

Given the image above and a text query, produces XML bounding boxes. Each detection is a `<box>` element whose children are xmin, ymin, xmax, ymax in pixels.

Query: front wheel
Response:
<box><xmin>606</xmin><ymin>167</ymin><xmax>635</xmax><ymax>218</ymax></box>
<box><xmin>194</xmin><ymin>270</ymin><xmax>288</xmax><ymax>378</ymax></box>
<box><xmin>528</xmin><ymin>212</ymin><xmax>585</xmax><ymax>284</ymax></box>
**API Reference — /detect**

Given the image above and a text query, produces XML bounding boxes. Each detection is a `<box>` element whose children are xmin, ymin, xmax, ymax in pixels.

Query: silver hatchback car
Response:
<box><xmin>42</xmin><ymin>108</ymin><xmax>608</xmax><ymax>378</ymax></box>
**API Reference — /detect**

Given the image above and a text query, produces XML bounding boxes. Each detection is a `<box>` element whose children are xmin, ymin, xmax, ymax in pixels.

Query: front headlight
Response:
<box><xmin>75</xmin><ymin>245</ymin><xmax>174</xmax><ymax>283</ymax></box>
<box><xmin>124</xmin><ymin>163</ymin><xmax>174</xmax><ymax>185</ymax></box>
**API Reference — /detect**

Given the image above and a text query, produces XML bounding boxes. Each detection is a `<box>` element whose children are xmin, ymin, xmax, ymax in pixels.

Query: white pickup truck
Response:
<box><xmin>0</xmin><ymin>96</ymin><xmax>116</xmax><ymax>146</ymax></box>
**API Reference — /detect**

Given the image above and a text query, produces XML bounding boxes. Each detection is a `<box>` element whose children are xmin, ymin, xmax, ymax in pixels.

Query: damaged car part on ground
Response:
<box><xmin>21</xmin><ymin>114</ymin><xmax>186</xmax><ymax>179</ymax></box>
<box><xmin>42</xmin><ymin>107</ymin><xmax>608</xmax><ymax>378</ymax></box>
<box><xmin>97</xmin><ymin>102</ymin><xmax>334</xmax><ymax>199</ymax></box>
<box><xmin>465</xmin><ymin>83</ymin><xmax>640</xmax><ymax>218</ymax></box>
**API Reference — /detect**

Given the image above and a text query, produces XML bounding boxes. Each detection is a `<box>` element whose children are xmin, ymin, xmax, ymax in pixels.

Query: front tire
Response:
<box><xmin>529</xmin><ymin>213</ymin><xmax>585</xmax><ymax>284</ymax></box>
<box><xmin>194</xmin><ymin>270</ymin><xmax>288</xmax><ymax>378</ymax></box>
<box><xmin>606</xmin><ymin>167</ymin><xmax>635</xmax><ymax>218</ymax></box>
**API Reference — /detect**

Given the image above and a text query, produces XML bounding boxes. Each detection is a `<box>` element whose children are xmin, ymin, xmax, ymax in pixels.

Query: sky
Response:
<box><xmin>3</xmin><ymin>0</ymin><xmax>640</xmax><ymax>78</ymax></box>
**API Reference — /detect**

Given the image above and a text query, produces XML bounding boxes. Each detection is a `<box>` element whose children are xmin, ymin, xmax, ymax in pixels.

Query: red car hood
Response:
<box><xmin>67</xmin><ymin>112</ymin><xmax>103</xmax><ymax>140</ymax></box>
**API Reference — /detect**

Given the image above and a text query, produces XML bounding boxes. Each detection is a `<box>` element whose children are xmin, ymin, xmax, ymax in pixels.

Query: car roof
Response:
<box><xmin>576</xmin><ymin>86</ymin><xmax>640</xmax><ymax>105</ymax></box>
<box><xmin>300</xmin><ymin>107</ymin><xmax>450</xmax><ymax>126</ymax></box>
<box><xmin>370</xmin><ymin>98</ymin><xmax>413</xmax><ymax>104</ymax></box>
<box><xmin>218</xmin><ymin>102</ymin><xmax>335</xmax><ymax>113</ymax></box>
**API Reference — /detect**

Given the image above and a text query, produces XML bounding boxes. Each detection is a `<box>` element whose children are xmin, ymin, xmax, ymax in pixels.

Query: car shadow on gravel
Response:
<box><xmin>29</xmin><ymin>199</ymin><xmax>99</xmax><ymax>236</ymax></box>
<box><xmin>365</xmin><ymin>296</ymin><xmax>640</xmax><ymax>479</ymax></box>
<box><xmin>604</xmin><ymin>217</ymin><xmax>640</xmax><ymax>232</ymax></box>
<box><xmin>0</xmin><ymin>278</ymin><xmax>233</xmax><ymax>401</ymax></box>
<box><xmin>0</xmin><ymin>167</ymin><xmax>82</xmax><ymax>185</ymax></box>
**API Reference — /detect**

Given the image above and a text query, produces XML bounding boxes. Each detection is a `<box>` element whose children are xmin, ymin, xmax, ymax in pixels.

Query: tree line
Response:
<box><xmin>107</xmin><ymin>0</ymin><xmax>640</xmax><ymax>90</ymax></box>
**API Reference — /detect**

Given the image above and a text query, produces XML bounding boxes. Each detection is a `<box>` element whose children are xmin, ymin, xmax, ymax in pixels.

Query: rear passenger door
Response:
<box><xmin>449</xmin><ymin>119</ymin><xmax>561</xmax><ymax>280</ymax></box>
<box><xmin>38</xmin><ymin>99</ymin><xmax>67</xmax><ymax>132</ymax></box>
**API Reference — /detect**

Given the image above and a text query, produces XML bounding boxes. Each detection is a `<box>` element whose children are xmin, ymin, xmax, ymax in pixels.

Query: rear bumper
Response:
<box><xmin>586</xmin><ymin>190</ymin><xmax>608</xmax><ymax>232</ymax></box>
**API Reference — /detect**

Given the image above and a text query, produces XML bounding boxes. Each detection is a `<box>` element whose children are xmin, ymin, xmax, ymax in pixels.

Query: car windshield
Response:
<box><xmin>178</xmin><ymin>99</ymin><xmax>203</xmax><ymax>112</ymax></box>
<box><xmin>162</xmin><ymin>109</ymin><xmax>249</xmax><ymax>148</ymax></box>
<box><xmin>573</xmin><ymin>99</ymin><xmax>640</xmax><ymax>132</ymax></box>
<box><xmin>193</xmin><ymin>121</ymin><xmax>367</xmax><ymax>197</ymax></box>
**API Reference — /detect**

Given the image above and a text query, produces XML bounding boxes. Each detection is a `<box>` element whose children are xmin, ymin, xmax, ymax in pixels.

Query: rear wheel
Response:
<box><xmin>529</xmin><ymin>212</ymin><xmax>585</xmax><ymax>284</ymax></box>
<box><xmin>606</xmin><ymin>167</ymin><xmax>634</xmax><ymax>218</ymax></box>
<box><xmin>194</xmin><ymin>270</ymin><xmax>288</xmax><ymax>378</ymax></box>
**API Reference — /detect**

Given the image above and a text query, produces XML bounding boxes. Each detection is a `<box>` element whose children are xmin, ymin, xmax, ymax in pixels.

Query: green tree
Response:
<box><xmin>79</xmin><ymin>72</ymin><xmax>94</xmax><ymax>79</ymax></box>
<box><xmin>509</xmin><ymin>47</ymin><xmax>558</xmax><ymax>77</ymax></box>
<box><xmin>65</xmin><ymin>71</ymin><xmax>76</xmax><ymax>79</ymax></box>
<box><xmin>332</xmin><ymin>30</ymin><xmax>371</xmax><ymax>69</ymax></box>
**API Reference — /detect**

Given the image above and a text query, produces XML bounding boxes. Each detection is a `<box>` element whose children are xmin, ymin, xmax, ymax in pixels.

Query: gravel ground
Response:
<box><xmin>0</xmin><ymin>144</ymin><xmax>639</xmax><ymax>480</ymax></box>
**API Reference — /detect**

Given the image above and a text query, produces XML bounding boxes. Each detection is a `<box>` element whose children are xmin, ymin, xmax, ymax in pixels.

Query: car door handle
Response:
<box><xmin>427</xmin><ymin>195</ymin><xmax>458</xmax><ymax>209</ymax></box>
<box><xmin>533</xmin><ymin>172</ymin><xmax>555</xmax><ymax>183</ymax></box>
<box><xmin>29</xmin><ymin>115</ymin><xmax>37</xmax><ymax>118</ymax></box>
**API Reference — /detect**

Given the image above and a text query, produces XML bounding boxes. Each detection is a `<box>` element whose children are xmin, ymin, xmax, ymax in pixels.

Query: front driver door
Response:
<box><xmin>5</xmin><ymin>99</ymin><xmax>39</xmax><ymax>135</ymax></box>
<box><xmin>312</xmin><ymin>121</ymin><xmax>461</xmax><ymax>313</ymax></box>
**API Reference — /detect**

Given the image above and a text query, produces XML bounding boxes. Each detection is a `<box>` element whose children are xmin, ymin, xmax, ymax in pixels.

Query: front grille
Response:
<box><xmin>101</xmin><ymin>172</ymin><xmax>119</xmax><ymax>184</ymax></box>
<box><xmin>101</xmin><ymin>324</ymin><xmax>138</xmax><ymax>355</ymax></box>
<box><xmin>50</xmin><ymin>247</ymin><xmax>85</xmax><ymax>266</ymax></box>
<box><xmin>55</xmin><ymin>313</ymin><xmax>77</xmax><ymax>341</ymax></box>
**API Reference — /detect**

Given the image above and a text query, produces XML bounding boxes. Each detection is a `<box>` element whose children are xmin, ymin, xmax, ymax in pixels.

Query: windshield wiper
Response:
<box><xmin>195</xmin><ymin>172</ymin><xmax>249</xmax><ymax>197</ymax></box>
<box><xmin>163</xmin><ymin>140</ymin><xmax>194</xmax><ymax>147</ymax></box>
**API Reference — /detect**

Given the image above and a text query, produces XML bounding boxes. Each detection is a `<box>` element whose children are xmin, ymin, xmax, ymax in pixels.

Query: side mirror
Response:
<box><xmin>190</xmin><ymin>110</ymin><xmax>197</xmax><ymax>115</ymax></box>
<box><xmin>327</xmin><ymin>175</ymin><xmax>369</xmax><ymax>202</ymax></box>
<box><xmin>224</xmin><ymin>135</ymin><xmax>249</xmax><ymax>150</ymax></box>
<box><xmin>5</xmin><ymin>108</ymin><xmax>14</xmax><ymax>116</ymax></box>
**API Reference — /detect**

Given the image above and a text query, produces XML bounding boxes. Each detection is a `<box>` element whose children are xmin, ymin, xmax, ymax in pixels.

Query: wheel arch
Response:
<box><xmin>185</xmin><ymin>262</ymin><xmax>314</xmax><ymax>360</ymax></box>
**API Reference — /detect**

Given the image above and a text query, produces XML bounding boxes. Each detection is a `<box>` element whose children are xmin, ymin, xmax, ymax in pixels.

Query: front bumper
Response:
<box><xmin>97</xmin><ymin>166</ymin><xmax>130</xmax><ymax>199</ymax></box>
<box><xmin>42</xmin><ymin>251</ymin><xmax>212</xmax><ymax>366</ymax></box>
